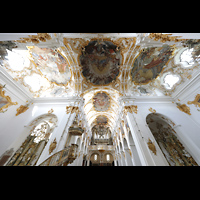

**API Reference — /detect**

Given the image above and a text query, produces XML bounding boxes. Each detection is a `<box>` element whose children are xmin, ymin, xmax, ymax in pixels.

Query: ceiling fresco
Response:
<box><xmin>93</xmin><ymin>92</ymin><xmax>110</xmax><ymax>111</ymax></box>
<box><xmin>131</xmin><ymin>44</ymin><xmax>174</xmax><ymax>85</ymax></box>
<box><xmin>96</xmin><ymin>115</ymin><xmax>108</xmax><ymax>125</ymax></box>
<box><xmin>28</xmin><ymin>46</ymin><xmax>71</xmax><ymax>85</ymax></box>
<box><xmin>79</xmin><ymin>40</ymin><xmax>122</xmax><ymax>85</ymax></box>
<box><xmin>1</xmin><ymin>33</ymin><xmax>200</xmax><ymax>136</ymax></box>
<box><xmin>184</xmin><ymin>39</ymin><xmax>200</xmax><ymax>62</ymax></box>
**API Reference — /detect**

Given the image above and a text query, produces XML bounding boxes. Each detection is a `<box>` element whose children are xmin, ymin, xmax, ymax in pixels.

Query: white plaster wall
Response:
<box><xmin>0</xmin><ymin>98</ymin><xmax>84</xmax><ymax>166</ymax></box>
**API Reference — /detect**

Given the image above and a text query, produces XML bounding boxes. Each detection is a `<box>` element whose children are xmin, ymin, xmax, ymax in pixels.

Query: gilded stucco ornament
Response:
<box><xmin>149</xmin><ymin>107</ymin><xmax>156</xmax><ymax>113</ymax></box>
<box><xmin>16</xmin><ymin>105</ymin><xmax>29</xmax><ymax>116</ymax></box>
<box><xmin>148</xmin><ymin>33</ymin><xmax>188</xmax><ymax>43</ymax></box>
<box><xmin>129</xmin><ymin>149</ymin><xmax>132</xmax><ymax>157</ymax></box>
<box><xmin>176</xmin><ymin>103</ymin><xmax>191</xmax><ymax>115</ymax></box>
<box><xmin>15</xmin><ymin>33</ymin><xmax>52</xmax><ymax>44</ymax></box>
<box><xmin>0</xmin><ymin>85</ymin><xmax>18</xmax><ymax>113</ymax></box>
<box><xmin>66</xmin><ymin>106</ymin><xmax>80</xmax><ymax>114</ymax></box>
<box><xmin>124</xmin><ymin>105</ymin><xmax>138</xmax><ymax>115</ymax></box>
<box><xmin>48</xmin><ymin>108</ymin><xmax>54</xmax><ymax>114</ymax></box>
<box><xmin>147</xmin><ymin>138</ymin><xmax>157</xmax><ymax>155</ymax></box>
<box><xmin>49</xmin><ymin>138</ymin><xmax>57</xmax><ymax>154</ymax></box>
<box><xmin>187</xmin><ymin>94</ymin><xmax>200</xmax><ymax>108</ymax></box>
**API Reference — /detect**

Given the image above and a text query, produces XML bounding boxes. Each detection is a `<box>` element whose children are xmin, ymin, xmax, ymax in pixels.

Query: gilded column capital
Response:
<box><xmin>123</xmin><ymin>105</ymin><xmax>138</xmax><ymax>115</ymax></box>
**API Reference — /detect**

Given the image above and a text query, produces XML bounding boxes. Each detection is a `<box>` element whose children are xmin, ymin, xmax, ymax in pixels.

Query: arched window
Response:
<box><xmin>94</xmin><ymin>154</ymin><xmax>97</xmax><ymax>161</ymax></box>
<box><xmin>106</xmin><ymin>154</ymin><xmax>110</xmax><ymax>161</ymax></box>
<box><xmin>180</xmin><ymin>48</ymin><xmax>194</xmax><ymax>66</ymax></box>
<box><xmin>6</xmin><ymin>114</ymin><xmax>57</xmax><ymax>166</ymax></box>
<box><xmin>146</xmin><ymin>113</ymin><xmax>198</xmax><ymax>166</ymax></box>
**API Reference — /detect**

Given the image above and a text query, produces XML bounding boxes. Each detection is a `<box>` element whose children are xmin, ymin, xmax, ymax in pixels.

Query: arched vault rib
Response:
<box><xmin>82</xmin><ymin>88</ymin><xmax>120</xmax><ymax>132</ymax></box>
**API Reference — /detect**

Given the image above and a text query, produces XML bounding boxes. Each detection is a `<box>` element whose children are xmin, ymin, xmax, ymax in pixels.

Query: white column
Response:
<box><xmin>129</xmin><ymin>144</ymin><xmax>141</xmax><ymax>166</ymax></box>
<box><xmin>117</xmin><ymin>153</ymin><xmax>122</xmax><ymax>166</ymax></box>
<box><xmin>77</xmin><ymin>151</ymin><xmax>84</xmax><ymax>166</ymax></box>
<box><xmin>56</xmin><ymin>112</ymin><xmax>76</xmax><ymax>151</ymax></box>
<box><xmin>124</xmin><ymin>148</ymin><xmax>134</xmax><ymax>166</ymax></box>
<box><xmin>120</xmin><ymin>151</ymin><xmax>127</xmax><ymax>166</ymax></box>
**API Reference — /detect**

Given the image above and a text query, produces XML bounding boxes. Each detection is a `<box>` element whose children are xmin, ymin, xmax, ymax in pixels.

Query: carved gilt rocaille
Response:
<box><xmin>0</xmin><ymin>85</ymin><xmax>18</xmax><ymax>113</ymax></box>
<box><xmin>176</xmin><ymin>103</ymin><xmax>191</xmax><ymax>115</ymax></box>
<box><xmin>148</xmin><ymin>33</ymin><xmax>188</xmax><ymax>43</ymax></box>
<box><xmin>15</xmin><ymin>33</ymin><xmax>52</xmax><ymax>44</ymax></box>
<box><xmin>66</xmin><ymin>106</ymin><xmax>79</xmax><ymax>114</ymax></box>
<box><xmin>16</xmin><ymin>105</ymin><xmax>29</xmax><ymax>116</ymax></box>
<box><xmin>124</xmin><ymin>105</ymin><xmax>138</xmax><ymax>115</ymax></box>
<box><xmin>48</xmin><ymin>108</ymin><xmax>54</xmax><ymax>114</ymax></box>
<box><xmin>149</xmin><ymin>107</ymin><xmax>156</xmax><ymax>113</ymax></box>
<box><xmin>49</xmin><ymin>138</ymin><xmax>57</xmax><ymax>154</ymax></box>
<box><xmin>147</xmin><ymin>138</ymin><xmax>157</xmax><ymax>155</ymax></box>
<box><xmin>187</xmin><ymin>94</ymin><xmax>200</xmax><ymax>108</ymax></box>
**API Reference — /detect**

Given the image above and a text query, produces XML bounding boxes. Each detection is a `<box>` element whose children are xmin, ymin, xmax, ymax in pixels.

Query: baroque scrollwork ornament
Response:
<box><xmin>176</xmin><ymin>103</ymin><xmax>191</xmax><ymax>115</ymax></box>
<box><xmin>48</xmin><ymin>108</ymin><xmax>54</xmax><ymax>114</ymax></box>
<box><xmin>147</xmin><ymin>138</ymin><xmax>157</xmax><ymax>155</ymax></box>
<box><xmin>187</xmin><ymin>94</ymin><xmax>200</xmax><ymax>108</ymax></box>
<box><xmin>149</xmin><ymin>107</ymin><xmax>156</xmax><ymax>113</ymax></box>
<box><xmin>0</xmin><ymin>85</ymin><xmax>18</xmax><ymax>113</ymax></box>
<box><xmin>124</xmin><ymin>105</ymin><xmax>138</xmax><ymax>115</ymax></box>
<box><xmin>16</xmin><ymin>105</ymin><xmax>29</xmax><ymax>116</ymax></box>
<box><xmin>66</xmin><ymin>106</ymin><xmax>80</xmax><ymax>114</ymax></box>
<box><xmin>49</xmin><ymin>138</ymin><xmax>57</xmax><ymax>154</ymax></box>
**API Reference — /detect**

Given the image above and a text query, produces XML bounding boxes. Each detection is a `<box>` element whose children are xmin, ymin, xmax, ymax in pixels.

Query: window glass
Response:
<box><xmin>164</xmin><ymin>74</ymin><xmax>180</xmax><ymax>89</ymax></box>
<box><xmin>106</xmin><ymin>154</ymin><xmax>110</xmax><ymax>161</ymax></box>
<box><xmin>180</xmin><ymin>48</ymin><xmax>194</xmax><ymax>65</ymax></box>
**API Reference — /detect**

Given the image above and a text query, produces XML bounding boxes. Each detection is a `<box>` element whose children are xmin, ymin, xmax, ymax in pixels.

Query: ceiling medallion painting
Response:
<box><xmin>28</xmin><ymin>46</ymin><xmax>71</xmax><ymax>85</ymax></box>
<box><xmin>79</xmin><ymin>40</ymin><xmax>122</xmax><ymax>85</ymax></box>
<box><xmin>131</xmin><ymin>44</ymin><xmax>174</xmax><ymax>85</ymax></box>
<box><xmin>93</xmin><ymin>92</ymin><xmax>110</xmax><ymax>112</ymax></box>
<box><xmin>96</xmin><ymin>115</ymin><xmax>108</xmax><ymax>125</ymax></box>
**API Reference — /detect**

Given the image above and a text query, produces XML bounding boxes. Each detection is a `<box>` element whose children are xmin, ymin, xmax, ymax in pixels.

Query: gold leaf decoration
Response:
<box><xmin>176</xmin><ymin>103</ymin><xmax>191</xmax><ymax>115</ymax></box>
<box><xmin>124</xmin><ymin>105</ymin><xmax>138</xmax><ymax>115</ymax></box>
<box><xmin>188</xmin><ymin>94</ymin><xmax>200</xmax><ymax>108</ymax></box>
<box><xmin>149</xmin><ymin>107</ymin><xmax>156</xmax><ymax>113</ymax></box>
<box><xmin>16</xmin><ymin>105</ymin><xmax>29</xmax><ymax>116</ymax></box>
<box><xmin>0</xmin><ymin>85</ymin><xmax>18</xmax><ymax>113</ymax></box>
<box><xmin>49</xmin><ymin>138</ymin><xmax>57</xmax><ymax>154</ymax></box>
<box><xmin>48</xmin><ymin>108</ymin><xmax>54</xmax><ymax>114</ymax></box>
<box><xmin>147</xmin><ymin>138</ymin><xmax>157</xmax><ymax>155</ymax></box>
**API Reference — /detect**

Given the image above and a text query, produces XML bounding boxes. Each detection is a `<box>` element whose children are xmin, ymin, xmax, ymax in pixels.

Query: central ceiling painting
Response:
<box><xmin>131</xmin><ymin>44</ymin><xmax>174</xmax><ymax>85</ymax></box>
<box><xmin>93</xmin><ymin>92</ymin><xmax>110</xmax><ymax>112</ymax></box>
<box><xmin>79</xmin><ymin>40</ymin><xmax>122</xmax><ymax>85</ymax></box>
<box><xmin>96</xmin><ymin>115</ymin><xmax>108</xmax><ymax>125</ymax></box>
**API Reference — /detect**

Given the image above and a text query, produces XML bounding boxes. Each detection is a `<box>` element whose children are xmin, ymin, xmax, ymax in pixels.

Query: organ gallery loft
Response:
<box><xmin>0</xmin><ymin>33</ymin><xmax>200</xmax><ymax>166</ymax></box>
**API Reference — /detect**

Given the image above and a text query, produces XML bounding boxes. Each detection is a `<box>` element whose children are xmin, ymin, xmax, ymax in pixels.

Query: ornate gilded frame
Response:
<box><xmin>63</xmin><ymin>37</ymin><xmax>136</xmax><ymax>87</ymax></box>
<box><xmin>129</xmin><ymin>45</ymin><xmax>176</xmax><ymax>85</ymax></box>
<box><xmin>0</xmin><ymin>85</ymin><xmax>18</xmax><ymax>113</ymax></box>
<box><xmin>92</xmin><ymin>90</ymin><xmax>111</xmax><ymax>112</ymax></box>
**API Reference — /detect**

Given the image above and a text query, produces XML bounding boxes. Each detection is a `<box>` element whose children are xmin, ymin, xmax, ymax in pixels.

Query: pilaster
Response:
<box><xmin>120</xmin><ymin>96</ymin><xmax>169</xmax><ymax>166</ymax></box>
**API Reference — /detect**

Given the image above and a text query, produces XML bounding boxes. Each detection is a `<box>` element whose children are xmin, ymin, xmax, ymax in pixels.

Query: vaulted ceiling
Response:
<box><xmin>1</xmin><ymin>33</ymin><xmax>200</xmax><ymax>132</ymax></box>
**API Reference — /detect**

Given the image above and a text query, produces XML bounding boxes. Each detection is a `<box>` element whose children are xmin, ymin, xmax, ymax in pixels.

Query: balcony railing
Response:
<box><xmin>39</xmin><ymin>144</ymin><xmax>78</xmax><ymax>166</ymax></box>
<box><xmin>94</xmin><ymin>139</ymin><xmax>109</xmax><ymax>144</ymax></box>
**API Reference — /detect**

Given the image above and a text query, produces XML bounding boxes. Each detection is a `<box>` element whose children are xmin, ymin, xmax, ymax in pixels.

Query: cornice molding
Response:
<box><xmin>119</xmin><ymin>95</ymin><xmax>173</xmax><ymax>105</ymax></box>
<box><xmin>33</xmin><ymin>96</ymin><xmax>84</xmax><ymax>105</ymax></box>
